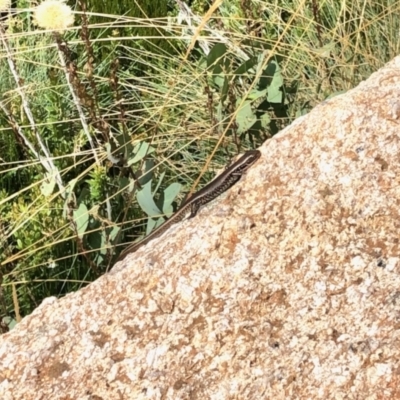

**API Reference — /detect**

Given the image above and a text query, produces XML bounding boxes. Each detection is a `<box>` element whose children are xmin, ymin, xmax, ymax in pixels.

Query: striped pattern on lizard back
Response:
<box><xmin>116</xmin><ymin>150</ymin><xmax>261</xmax><ymax>261</ymax></box>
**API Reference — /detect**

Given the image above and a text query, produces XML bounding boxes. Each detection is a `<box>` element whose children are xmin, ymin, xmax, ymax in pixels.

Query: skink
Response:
<box><xmin>116</xmin><ymin>149</ymin><xmax>261</xmax><ymax>261</ymax></box>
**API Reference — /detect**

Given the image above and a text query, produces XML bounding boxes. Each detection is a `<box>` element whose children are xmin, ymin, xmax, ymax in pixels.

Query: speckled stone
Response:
<box><xmin>2</xmin><ymin>57</ymin><xmax>400</xmax><ymax>399</ymax></box>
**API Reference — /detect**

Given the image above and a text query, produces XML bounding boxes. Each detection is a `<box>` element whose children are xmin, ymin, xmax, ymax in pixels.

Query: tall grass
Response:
<box><xmin>0</xmin><ymin>0</ymin><xmax>398</xmax><ymax>329</ymax></box>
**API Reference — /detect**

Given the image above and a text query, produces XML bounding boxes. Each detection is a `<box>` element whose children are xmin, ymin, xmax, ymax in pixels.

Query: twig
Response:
<box><xmin>0</xmin><ymin>23</ymin><xmax>65</xmax><ymax>197</ymax></box>
<box><xmin>54</xmin><ymin>34</ymin><xmax>100</xmax><ymax>165</ymax></box>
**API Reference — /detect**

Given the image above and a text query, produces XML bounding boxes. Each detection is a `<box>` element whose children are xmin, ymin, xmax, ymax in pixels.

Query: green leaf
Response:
<box><xmin>247</xmin><ymin>89</ymin><xmax>268</xmax><ymax>101</ymax></box>
<box><xmin>162</xmin><ymin>182</ymin><xmax>182</xmax><ymax>215</ymax></box>
<box><xmin>260</xmin><ymin>112</ymin><xmax>271</xmax><ymax>129</ymax></box>
<box><xmin>235</xmin><ymin>101</ymin><xmax>257</xmax><ymax>134</ymax></box>
<box><xmin>104</xmin><ymin>142</ymin><xmax>121</xmax><ymax>164</ymax></box>
<box><xmin>153</xmin><ymin>171</ymin><xmax>166</xmax><ymax>195</ymax></box>
<box><xmin>136</xmin><ymin>180</ymin><xmax>162</xmax><ymax>217</ymax></box>
<box><xmin>127</xmin><ymin>142</ymin><xmax>154</xmax><ymax>166</ymax></box>
<box><xmin>213</xmin><ymin>73</ymin><xmax>225</xmax><ymax>89</ymax></box>
<box><xmin>267</xmin><ymin>61</ymin><xmax>283</xmax><ymax>103</ymax></box>
<box><xmin>220</xmin><ymin>76</ymin><xmax>229</xmax><ymax>104</ymax></box>
<box><xmin>233</xmin><ymin>56</ymin><xmax>258</xmax><ymax>75</ymax></box>
<box><xmin>138</xmin><ymin>159</ymin><xmax>155</xmax><ymax>185</ymax></box>
<box><xmin>146</xmin><ymin>216</ymin><xmax>165</xmax><ymax>236</ymax></box>
<box><xmin>3</xmin><ymin>316</ymin><xmax>17</xmax><ymax>330</ymax></box>
<box><xmin>207</xmin><ymin>43</ymin><xmax>227</xmax><ymax>69</ymax></box>
<box><xmin>73</xmin><ymin>203</ymin><xmax>89</xmax><ymax>238</ymax></box>
<box><xmin>313</xmin><ymin>42</ymin><xmax>335</xmax><ymax>58</ymax></box>
<box><xmin>108</xmin><ymin>226</ymin><xmax>120</xmax><ymax>242</ymax></box>
<box><xmin>258</xmin><ymin>59</ymin><xmax>277</xmax><ymax>90</ymax></box>
<box><xmin>40</xmin><ymin>171</ymin><xmax>56</xmax><ymax>197</ymax></box>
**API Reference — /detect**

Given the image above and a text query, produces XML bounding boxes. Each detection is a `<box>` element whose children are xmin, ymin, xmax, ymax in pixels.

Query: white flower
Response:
<box><xmin>34</xmin><ymin>0</ymin><xmax>74</xmax><ymax>32</ymax></box>
<box><xmin>0</xmin><ymin>0</ymin><xmax>10</xmax><ymax>12</ymax></box>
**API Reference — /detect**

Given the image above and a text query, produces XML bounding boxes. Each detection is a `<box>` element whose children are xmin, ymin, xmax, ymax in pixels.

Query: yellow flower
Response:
<box><xmin>0</xmin><ymin>0</ymin><xmax>11</xmax><ymax>13</ymax></box>
<box><xmin>34</xmin><ymin>0</ymin><xmax>74</xmax><ymax>31</ymax></box>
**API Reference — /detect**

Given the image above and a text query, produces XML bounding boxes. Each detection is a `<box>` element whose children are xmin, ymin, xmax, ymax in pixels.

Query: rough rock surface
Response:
<box><xmin>3</xmin><ymin>58</ymin><xmax>400</xmax><ymax>399</ymax></box>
